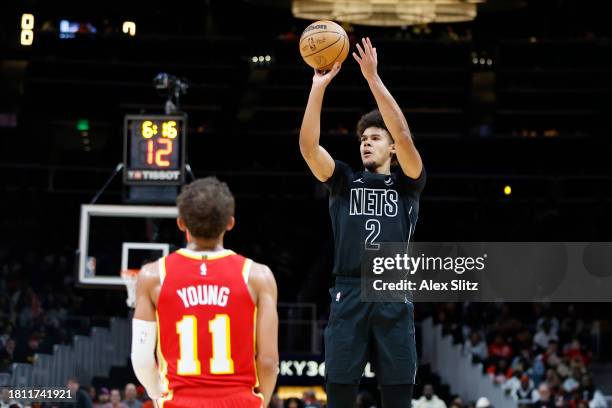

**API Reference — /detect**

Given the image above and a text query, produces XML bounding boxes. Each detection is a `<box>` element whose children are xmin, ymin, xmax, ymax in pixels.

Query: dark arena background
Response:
<box><xmin>1</xmin><ymin>0</ymin><xmax>612</xmax><ymax>407</ymax></box>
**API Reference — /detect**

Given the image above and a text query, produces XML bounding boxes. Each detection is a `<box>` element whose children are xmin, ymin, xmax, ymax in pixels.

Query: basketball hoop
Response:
<box><xmin>120</xmin><ymin>269</ymin><xmax>140</xmax><ymax>308</ymax></box>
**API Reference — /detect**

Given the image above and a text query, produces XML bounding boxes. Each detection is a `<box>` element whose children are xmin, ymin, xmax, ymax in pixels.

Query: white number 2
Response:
<box><xmin>176</xmin><ymin>314</ymin><xmax>234</xmax><ymax>376</ymax></box>
<box><xmin>365</xmin><ymin>219</ymin><xmax>381</xmax><ymax>250</ymax></box>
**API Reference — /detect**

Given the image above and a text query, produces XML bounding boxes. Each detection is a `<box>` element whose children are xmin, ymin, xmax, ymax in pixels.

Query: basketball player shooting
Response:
<box><xmin>299</xmin><ymin>38</ymin><xmax>425</xmax><ymax>408</ymax></box>
<box><xmin>130</xmin><ymin>177</ymin><xmax>279</xmax><ymax>408</ymax></box>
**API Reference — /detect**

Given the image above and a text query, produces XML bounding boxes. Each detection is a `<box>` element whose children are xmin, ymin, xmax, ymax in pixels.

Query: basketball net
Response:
<box><xmin>120</xmin><ymin>269</ymin><xmax>140</xmax><ymax>308</ymax></box>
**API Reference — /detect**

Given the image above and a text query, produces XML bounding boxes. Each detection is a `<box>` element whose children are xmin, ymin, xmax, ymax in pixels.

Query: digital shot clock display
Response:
<box><xmin>123</xmin><ymin>115</ymin><xmax>186</xmax><ymax>185</ymax></box>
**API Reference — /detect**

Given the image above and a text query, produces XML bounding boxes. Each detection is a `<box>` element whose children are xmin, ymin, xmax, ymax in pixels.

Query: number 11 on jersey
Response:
<box><xmin>176</xmin><ymin>314</ymin><xmax>234</xmax><ymax>376</ymax></box>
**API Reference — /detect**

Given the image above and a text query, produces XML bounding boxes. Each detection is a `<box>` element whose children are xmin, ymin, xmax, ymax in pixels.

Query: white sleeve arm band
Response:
<box><xmin>131</xmin><ymin>318</ymin><xmax>163</xmax><ymax>400</ymax></box>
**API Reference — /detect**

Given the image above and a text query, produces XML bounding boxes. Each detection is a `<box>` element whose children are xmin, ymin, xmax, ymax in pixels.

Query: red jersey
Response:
<box><xmin>155</xmin><ymin>248</ymin><xmax>261</xmax><ymax>406</ymax></box>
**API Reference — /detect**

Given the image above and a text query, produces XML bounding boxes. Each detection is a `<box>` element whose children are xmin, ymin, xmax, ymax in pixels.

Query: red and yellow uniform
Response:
<box><xmin>155</xmin><ymin>248</ymin><xmax>262</xmax><ymax>408</ymax></box>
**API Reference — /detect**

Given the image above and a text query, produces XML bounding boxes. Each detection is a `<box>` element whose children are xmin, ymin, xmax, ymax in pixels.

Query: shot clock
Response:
<box><xmin>123</xmin><ymin>115</ymin><xmax>186</xmax><ymax>185</ymax></box>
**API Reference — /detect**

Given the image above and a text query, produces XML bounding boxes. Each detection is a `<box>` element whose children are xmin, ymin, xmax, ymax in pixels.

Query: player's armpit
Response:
<box><xmin>249</xmin><ymin>263</ymin><xmax>279</xmax><ymax>407</ymax></box>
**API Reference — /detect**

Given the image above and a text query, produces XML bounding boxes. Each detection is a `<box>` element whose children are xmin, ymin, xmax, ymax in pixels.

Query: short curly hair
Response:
<box><xmin>356</xmin><ymin>109</ymin><xmax>389</xmax><ymax>138</ymax></box>
<box><xmin>176</xmin><ymin>177</ymin><xmax>235</xmax><ymax>239</ymax></box>
<box><xmin>356</xmin><ymin>109</ymin><xmax>398</xmax><ymax>165</ymax></box>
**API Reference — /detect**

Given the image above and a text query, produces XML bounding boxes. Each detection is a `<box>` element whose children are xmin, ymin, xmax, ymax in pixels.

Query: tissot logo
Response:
<box><xmin>128</xmin><ymin>170</ymin><xmax>180</xmax><ymax>181</ymax></box>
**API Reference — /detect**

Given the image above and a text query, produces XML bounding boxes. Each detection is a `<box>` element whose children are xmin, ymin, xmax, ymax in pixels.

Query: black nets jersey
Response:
<box><xmin>324</xmin><ymin>160</ymin><xmax>426</xmax><ymax>277</ymax></box>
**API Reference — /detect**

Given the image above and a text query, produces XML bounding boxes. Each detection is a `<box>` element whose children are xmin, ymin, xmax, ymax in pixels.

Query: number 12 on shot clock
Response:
<box><xmin>123</xmin><ymin>115</ymin><xmax>186</xmax><ymax>185</ymax></box>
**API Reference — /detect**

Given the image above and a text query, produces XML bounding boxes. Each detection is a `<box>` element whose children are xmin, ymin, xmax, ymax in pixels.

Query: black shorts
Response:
<box><xmin>324</xmin><ymin>276</ymin><xmax>418</xmax><ymax>385</ymax></box>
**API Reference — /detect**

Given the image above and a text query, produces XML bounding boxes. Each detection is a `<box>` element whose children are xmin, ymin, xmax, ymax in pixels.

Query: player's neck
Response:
<box><xmin>364</xmin><ymin>163</ymin><xmax>391</xmax><ymax>175</ymax></box>
<box><xmin>185</xmin><ymin>238</ymin><xmax>225</xmax><ymax>252</ymax></box>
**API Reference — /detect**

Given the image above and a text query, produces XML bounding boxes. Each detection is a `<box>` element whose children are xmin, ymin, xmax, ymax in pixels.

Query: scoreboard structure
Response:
<box><xmin>123</xmin><ymin>114</ymin><xmax>187</xmax><ymax>185</ymax></box>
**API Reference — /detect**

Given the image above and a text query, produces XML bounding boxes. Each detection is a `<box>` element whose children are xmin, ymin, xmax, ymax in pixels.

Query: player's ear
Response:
<box><xmin>226</xmin><ymin>216</ymin><xmax>235</xmax><ymax>232</ymax></box>
<box><xmin>176</xmin><ymin>217</ymin><xmax>187</xmax><ymax>232</ymax></box>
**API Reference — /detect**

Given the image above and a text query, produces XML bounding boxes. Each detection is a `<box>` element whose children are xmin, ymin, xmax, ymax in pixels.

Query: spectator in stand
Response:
<box><xmin>533</xmin><ymin>383</ymin><xmax>554</xmax><ymax>408</ymax></box>
<box><xmin>0</xmin><ymin>324</ymin><xmax>13</xmax><ymax>349</ymax></box>
<box><xmin>514</xmin><ymin>327</ymin><xmax>533</xmax><ymax>352</ymax></box>
<box><xmin>513</xmin><ymin>374</ymin><xmax>536</xmax><ymax>402</ymax></box>
<box><xmin>511</xmin><ymin>349</ymin><xmax>533</xmax><ymax>373</ymax></box>
<box><xmin>544</xmin><ymin>368</ymin><xmax>562</xmax><ymax>392</ymax></box>
<box><xmin>464</xmin><ymin>331</ymin><xmax>488</xmax><ymax>362</ymax></box>
<box><xmin>534</xmin><ymin>321</ymin><xmax>559</xmax><ymax>351</ymax></box>
<box><xmin>15</xmin><ymin>334</ymin><xmax>40</xmax><ymax>364</ymax></box>
<box><xmin>0</xmin><ymin>339</ymin><xmax>15</xmax><ymax>372</ymax></box>
<box><xmin>302</xmin><ymin>390</ymin><xmax>320</xmax><ymax>408</ymax></box>
<box><xmin>123</xmin><ymin>383</ymin><xmax>142</xmax><ymax>408</ymax></box>
<box><xmin>356</xmin><ymin>390</ymin><xmax>377</xmax><ymax>408</ymax></box>
<box><xmin>540</xmin><ymin>340</ymin><xmax>562</xmax><ymax>369</ymax></box>
<box><xmin>95</xmin><ymin>388</ymin><xmax>110</xmax><ymax>408</ymax></box>
<box><xmin>105</xmin><ymin>389</ymin><xmax>128</xmax><ymax>408</ymax></box>
<box><xmin>450</xmin><ymin>396</ymin><xmax>464</xmax><ymax>408</ymax></box>
<box><xmin>536</xmin><ymin>312</ymin><xmax>559</xmax><ymax>337</ymax></box>
<box><xmin>414</xmin><ymin>384</ymin><xmax>447</xmax><ymax>408</ymax></box>
<box><xmin>475</xmin><ymin>397</ymin><xmax>491</xmax><ymax>408</ymax></box>
<box><xmin>488</xmin><ymin>358</ymin><xmax>513</xmax><ymax>384</ymax></box>
<box><xmin>122</xmin><ymin>384</ymin><xmax>142</xmax><ymax>408</ymax></box>
<box><xmin>269</xmin><ymin>394</ymin><xmax>282</xmax><ymax>408</ymax></box>
<box><xmin>437</xmin><ymin>303</ymin><xmax>462</xmax><ymax>338</ymax></box>
<box><xmin>578</xmin><ymin>374</ymin><xmax>606</xmax><ymax>408</ymax></box>
<box><xmin>563</xmin><ymin>366</ymin><xmax>584</xmax><ymax>393</ymax></box>
<box><xmin>503</xmin><ymin>371</ymin><xmax>522</xmax><ymax>396</ymax></box>
<box><xmin>560</xmin><ymin>305</ymin><xmax>585</xmax><ymax>341</ymax></box>
<box><xmin>87</xmin><ymin>386</ymin><xmax>97</xmax><ymax>406</ymax></box>
<box><xmin>283</xmin><ymin>397</ymin><xmax>304</xmax><ymax>408</ymax></box>
<box><xmin>489</xmin><ymin>333</ymin><xmax>513</xmax><ymax>360</ymax></box>
<box><xmin>15</xmin><ymin>286</ymin><xmax>36</xmax><ymax>328</ymax></box>
<box><xmin>67</xmin><ymin>377</ymin><xmax>93</xmax><ymax>408</ymax></box>
<box><xmin>563</xmin><ymin>339</ymin><xmax>591</xmax><ymax>367</ymax></box>
<box><xmin>1</xmin><ymin>388</ymin><xmax>21</xmax><ymax>408</ymax></box>
<box><xmin>493</xmin><ymin>304</ymin><xmax>522</xmax><ymax>336</ymax></box>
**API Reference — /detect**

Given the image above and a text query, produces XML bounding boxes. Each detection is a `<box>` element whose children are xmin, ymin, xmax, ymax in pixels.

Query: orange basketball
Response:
<box><xmin>299</xmin><ymin>20</ymin><xmax>349</xmax><ymax>71</ymax></box>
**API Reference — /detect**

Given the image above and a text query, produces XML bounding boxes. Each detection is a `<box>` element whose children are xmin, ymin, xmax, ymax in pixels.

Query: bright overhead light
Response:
<box><xmin>292</xmin><ymin>0</ymin><xmax>483</xmax><ymax>26</ymax></box>
<box><xmin>122</xmin><ymin>21</ymin><xmax>136</xmax><ymax>36</ymax></box>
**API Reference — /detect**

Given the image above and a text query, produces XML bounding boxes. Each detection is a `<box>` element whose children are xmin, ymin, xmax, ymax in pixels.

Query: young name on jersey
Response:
<box><xmin>176</xmin><ymin>284</ymin><xmax>230</xmax><ymax>308</ymax></box>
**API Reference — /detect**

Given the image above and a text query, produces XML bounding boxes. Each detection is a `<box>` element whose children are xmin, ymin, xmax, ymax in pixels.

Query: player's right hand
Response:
<box><xmin>312</xmin><ymin>62</ymin><xmax>341</xmax><ymax>89</ymax></box>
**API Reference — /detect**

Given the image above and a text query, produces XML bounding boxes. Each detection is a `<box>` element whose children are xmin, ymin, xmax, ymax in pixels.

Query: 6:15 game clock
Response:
<box><xmin>123</xmin><ymin>114</ymin><xmax>186</xmax><ymax>185</ymax></box>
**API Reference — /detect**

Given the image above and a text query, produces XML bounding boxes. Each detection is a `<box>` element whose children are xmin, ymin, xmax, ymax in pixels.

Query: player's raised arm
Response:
<box><xmin>299</xmin><ymin>62</ymin><xmax>342</xmax><ymax>182</ymax></box>
<box><xmin>353</xmin><ymin>37</ymin><xmax>423</xmax><ymax>179</ymax></box>
<box><xmin>249</xmin><ymin>262</ymin><xmax>279</xmax><ymax>407</ymax></box>
<box><xmin>131</xmin><ymin>262</ymin><xmax>163</xmax><ymax>405</ymax></box>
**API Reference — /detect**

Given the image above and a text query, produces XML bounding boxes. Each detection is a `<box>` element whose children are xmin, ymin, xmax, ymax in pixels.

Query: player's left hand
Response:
<box><xmin>353</xmin><ymin>37</ymin><xmax>378</xmax><ymax>81</ymax></box>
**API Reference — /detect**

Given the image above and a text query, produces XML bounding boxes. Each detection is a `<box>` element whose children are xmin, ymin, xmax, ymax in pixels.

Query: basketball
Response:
<box><xmin>299</xmin><ymin>20</ymin><xmax>349</xmax><ymax>71</ymax></box>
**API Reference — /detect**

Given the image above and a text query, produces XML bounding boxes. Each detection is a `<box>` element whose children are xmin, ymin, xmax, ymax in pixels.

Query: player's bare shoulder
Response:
<box><xmin>139</xmin><ymin>260</ymin><xmax>161</xmax><ymax>284</ymax></box>
<box><xmin>246</xmin><ymin>261</ymin><xmax>277</xmax><ymax>305</ymax></box>
<box><xmin>136</xmin><ymin>260</ymin><xmax>162</xmax><ymax>304</ymax></box>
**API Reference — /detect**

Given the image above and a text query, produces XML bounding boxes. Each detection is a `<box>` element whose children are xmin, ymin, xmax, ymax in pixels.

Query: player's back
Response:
<box><xmin>156</xmin><ymin>248</ymin><xmax>260</xmax><ymax>404</ymax></box>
